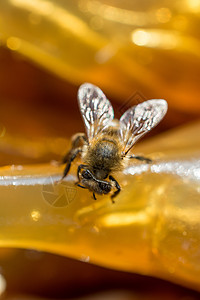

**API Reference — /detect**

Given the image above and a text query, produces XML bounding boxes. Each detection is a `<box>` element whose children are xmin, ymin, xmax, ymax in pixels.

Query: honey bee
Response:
<box><xmin>62</xmin><ymin>83</ymin><xmax>168</xmax><ymax>202</ymax></box>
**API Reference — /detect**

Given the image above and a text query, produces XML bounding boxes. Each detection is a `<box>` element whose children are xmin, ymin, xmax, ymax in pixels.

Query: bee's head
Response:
<box><xmin>81</xmin><ymin>169</ymin><xmax>111</xmax><ymax>195</ymax></box>
<box><xmin>98</xmin><ymin>181</ymin><xmax>111</xmax><ymax>194</ymax></box>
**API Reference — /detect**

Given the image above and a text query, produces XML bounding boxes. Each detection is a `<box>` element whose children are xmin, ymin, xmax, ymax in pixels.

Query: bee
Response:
<box><xmin>62</xmin><ymin>83</ymin><xmax>168</xmax><ymax>202</ymax></box>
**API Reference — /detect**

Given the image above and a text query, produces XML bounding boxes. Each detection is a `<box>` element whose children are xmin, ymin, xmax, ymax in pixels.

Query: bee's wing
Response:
<box><xmin>120</xmin><ymin>99</ymin><xmax>168</xmax><ymax>155</ymax></box>
<box><xmin>78</xmin><ymin>83</ymin><xmax>114</xmax><ymax>142</ymax></box>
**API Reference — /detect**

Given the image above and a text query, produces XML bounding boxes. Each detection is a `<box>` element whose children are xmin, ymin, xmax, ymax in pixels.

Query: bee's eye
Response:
<box><xmin>99</xmin><ymin>182</ymin><xmax>111</xmax><ymax>193</ymax></box>
<box><xmin>82</xmin><ymin>170</ymin><xmax>92</xmax><ymax>179</ymax></box>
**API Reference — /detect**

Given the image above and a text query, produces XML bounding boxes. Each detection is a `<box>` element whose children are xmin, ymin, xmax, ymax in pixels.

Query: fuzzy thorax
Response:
<box><xmin>82</xmin><ymin>134</ymin><xmax>123</xmax><ymax>180</ymax></box>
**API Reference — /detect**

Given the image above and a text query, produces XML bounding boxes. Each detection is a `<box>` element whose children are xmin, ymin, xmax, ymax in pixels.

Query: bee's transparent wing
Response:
<box><xmin>78</xmin><ymin>83</ymin><xmax>114</xmax><ymax>141</ymax></box>
<box><xmin>120</xmin><ymin>99</ymin><xmax>168</xmax><ymax>155</ymax></box>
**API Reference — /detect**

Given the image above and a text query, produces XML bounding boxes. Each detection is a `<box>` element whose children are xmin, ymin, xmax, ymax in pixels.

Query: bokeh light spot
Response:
<box><xmin>131</xmin><ymin>30</ymin><xmax>150</xmax><ymax>46</ymax></box>
<box><xmin>6</xmin><ymin>37</ymin><xmax>21</xmax><ymax>51</ymax></box>
<box><xmin>0</xmin><ymin>274</ymin><xmax>6</xmax><ymax>296</ymax></box>
<box><xmin>187</xmin><ymin>0</ymin><xmax>200</xmax><ymax>11</ymax></box>
<box><xmin>156</xmin><ymin>7</ymin><xmax>172</xmax><ymax>23</ymax></box>
<box><xmin>31</xmin><ymin>210</ymin><xmax>41</xmax><ymax>222</ymax></box>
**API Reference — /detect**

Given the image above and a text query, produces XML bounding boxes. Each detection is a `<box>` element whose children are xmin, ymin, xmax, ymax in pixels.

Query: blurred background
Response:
<box><xmin>0</xmin><ymin>0</ymin><xmax>200</xmax><ymax>299</ymax></box>
<box><xmin>0</xmin><ymin>0</ymin><xmax>200</xmax><ymax>166</ymax></box>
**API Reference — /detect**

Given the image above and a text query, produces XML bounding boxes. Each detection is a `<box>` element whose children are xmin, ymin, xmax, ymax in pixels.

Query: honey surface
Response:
<box><xmin>0</xmin><ymin>122</ymin><xmax>199</xmax><ymax>291</ymax></box>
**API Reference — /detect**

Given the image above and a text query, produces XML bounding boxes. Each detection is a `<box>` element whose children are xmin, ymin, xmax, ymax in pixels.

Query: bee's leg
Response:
<box><xmin>128</xmin><ymin>155</ymin><xmax>152</xmax><ymax>164</ymax></box>
<box><xmin>62</xmin><ymin>148</ymin><xmax>82</xmax><ymax>180</ymax></box>
<box><xmin>109</xmin><ymin>175</ymin><xmax>121</xmax><ymax>203</ymax></box>
<box><xmin>62</xmin><ymin>133</ymin><xmax>87</xmax><ymax>164</ymax></box>
<box><xmin>62</xmin><ymin>151</ymin><xmax>72</xmax><ymax>165</ymax></box>
<box><xmin>71</xmin><ymin>133</ymin><xmax>88</xmax><ymax>148</ymax></box>
<box><xmin>77</xmin><ymin>184</ymin><xmax>87</xmax><ymax>189</ymax></box>
<box><xmin>93</xmin><ymin>193</ymin><xmax>97</xmax><ymax>200</ymax></box>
